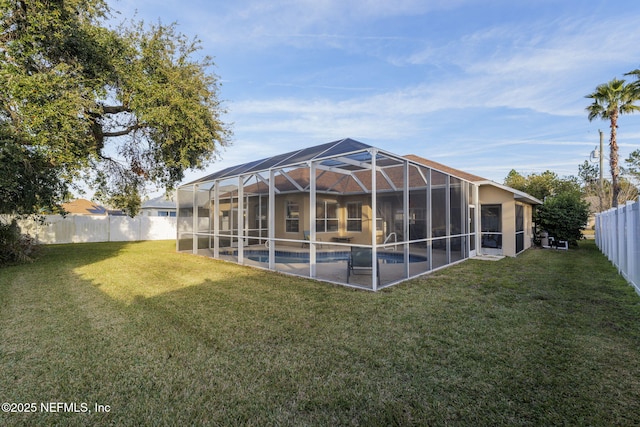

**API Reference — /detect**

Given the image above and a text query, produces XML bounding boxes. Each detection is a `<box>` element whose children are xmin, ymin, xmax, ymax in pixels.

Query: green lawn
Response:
<box><xmin>1</xmin><ymin>240</ymin><xmax>639</xmax><ymax>426</ymax></box>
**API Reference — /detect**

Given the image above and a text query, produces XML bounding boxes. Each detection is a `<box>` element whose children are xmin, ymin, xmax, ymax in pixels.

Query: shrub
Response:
<box><xmin>536</xmin><ymin>193</ymin><xmax>590</xmax><ymax>246</ymax></box>
<box><xmin>0</xmin><ymin>219</ymin><xmax>39</xmax><ymax>266</ymax></box>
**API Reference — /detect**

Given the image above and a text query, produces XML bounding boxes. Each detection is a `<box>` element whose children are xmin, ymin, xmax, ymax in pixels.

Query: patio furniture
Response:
<box><xmin>331</xmin><ymin>236</ymin><xmax>353</xmax><ymax>243</ymax></box>
<box><xmin>302</xmin><ymin>230</ymin><xmax>310</xmax><ymax>247</ymax></box>
<box><xmin>347</xmin><ymin>247</ymin><xmax>380</xmax><ymax>286</ymax></box>
<box><xmin>302</xmin><ymin>230</ymin><xmax>322</xmax><ymax>248</ymax></box>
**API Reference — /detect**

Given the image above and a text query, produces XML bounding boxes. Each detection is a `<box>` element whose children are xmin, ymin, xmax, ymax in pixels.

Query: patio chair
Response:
<box><xmin>301</xmin><ymin>230</ymin><xmax>322</xmax><ymax>248</ymax></box>
<box><xmin>347</xmin><ymin>247</ymin><xmax>380</xmax><ymax>286</ymax></box>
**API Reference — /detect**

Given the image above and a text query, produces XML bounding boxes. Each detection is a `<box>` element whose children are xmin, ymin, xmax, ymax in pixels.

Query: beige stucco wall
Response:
<box><xmin>216</xmin><ymin>184</ymin><xmax>536</xmax><ymax>256</ymax></box>
<box><xmin>478</xmin><ymin>185</ymin><xmax>536</xmax><ymax>257</ymax></box>
<box><xmin>274</xmin><ymin>194</ymin><xmax>375</xmax><ymax>246</ymax></box>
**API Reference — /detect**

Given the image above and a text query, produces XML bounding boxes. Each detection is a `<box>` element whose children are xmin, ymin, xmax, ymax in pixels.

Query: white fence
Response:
<box><xmin>13</xmin><ymin>215</ymin><xmax>177</xmax><ymax>244</ymax></box>
<box><xmin>595</xmin><ymin>200</ymin><xmax>640</xmax><ymax>295</ymax></box>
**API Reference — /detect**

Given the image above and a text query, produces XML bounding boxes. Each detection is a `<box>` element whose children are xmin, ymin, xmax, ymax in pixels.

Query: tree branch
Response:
<box><xmin>102</xmin><ymin>125</ymin><xmax>140</xmax><ymax>138</ymax></box>
<box><xmin>101</xmin><ymin>105</ymin><xmax>131</xmax><ymax>114</ymax></box>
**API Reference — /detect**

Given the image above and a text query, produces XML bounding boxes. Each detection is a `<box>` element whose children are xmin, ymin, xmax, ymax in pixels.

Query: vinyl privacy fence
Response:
<box><xmin>595</xmin><ymin>200</ymin><xmax>640</xmax><ymax>295</ymax></box>
<box><xmin>13</xmin><ymin>215</ymin><xmax>177</xmax><ymax>244</ymax></box>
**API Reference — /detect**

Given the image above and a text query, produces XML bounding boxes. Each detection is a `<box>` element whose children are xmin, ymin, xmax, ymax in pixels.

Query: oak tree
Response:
<box><xmin>0</xmin><ymin>0</ymin><xmax>231</xmax><ymax>216</ymax></box>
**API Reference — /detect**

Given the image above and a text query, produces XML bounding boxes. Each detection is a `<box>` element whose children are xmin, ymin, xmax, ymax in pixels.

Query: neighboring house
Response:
<box><xmin>62</xmin><ymin>199</ymin><xmax>108</xmax><ymax>215</ymax></box>
<box><xmin>176</xmin><ymin>138</ymin><xmax>541</xmax><ymax>290</ymax></box>
<box><xmin>141</xmin><ymin>195</ymin><xmax>177</xmax><ymax>217</ymax></box>
<box><xmin>61</xmin><ymin>199</ymin><xmax>127</xmax><ymax>216</ymax></box>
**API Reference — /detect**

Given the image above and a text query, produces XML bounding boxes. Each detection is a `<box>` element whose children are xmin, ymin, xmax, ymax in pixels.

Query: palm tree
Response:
<box><xmin>585</xmin><ymin>78</ymin><xmax>640</xmax><ymax>207</ymax></box>
<box><xmin>626</xmin><ymin>68</ymin><xmax>640</xmax><ymax>91</ymax></box>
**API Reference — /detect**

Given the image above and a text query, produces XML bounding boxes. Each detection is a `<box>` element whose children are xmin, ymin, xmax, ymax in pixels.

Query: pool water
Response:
<box><xmin>242</xmin><ymin>250</ymin><xmax>427</xmax><ymax>264</ymax></box>
<box><xmin>246</xmin><ymin>251</ymin><xmax>348</xmax><ymax>264</ymax></box>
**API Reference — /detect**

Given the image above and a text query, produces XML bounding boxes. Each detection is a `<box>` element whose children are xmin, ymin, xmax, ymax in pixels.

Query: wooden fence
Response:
<box><xmin>595</xmin><ymin>200</ymin><xmax>640</xmax><ymax>296</ymax></box>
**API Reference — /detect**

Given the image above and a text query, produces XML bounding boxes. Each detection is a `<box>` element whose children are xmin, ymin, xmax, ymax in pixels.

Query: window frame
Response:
<box><xmin>515</xmin><ymin>203</ymin><xmax>525</xmax><ymax>254</ymax></box>
<box><xmin>346</xmin><ymin>201</ymin><xmax>363</xmax><ymax>232</ymax></box>
<box><xmin>316</xmin><ymin>200</ymin><xmax>339</xmax><ymax>233</ymax></box>
<box><xmin>285</xmin><ymin>200</ymin><xmax>299</xmax><ymax>233</ymax></box>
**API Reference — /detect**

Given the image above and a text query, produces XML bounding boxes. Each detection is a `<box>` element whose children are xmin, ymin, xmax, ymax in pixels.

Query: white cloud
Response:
<box><xmin>110</xmin><ymin>0</ymin><xmax>640</xmax><ymax>186</ymax></box>
<box><xmin>389</xmin><ymin>14</ymin><xmax>640</xmax><ymax>115</ymax></box>
<box><xmin>180</xmin><ymin>0</ymin><xmax>473</xmax><ymax>49</ymax></box>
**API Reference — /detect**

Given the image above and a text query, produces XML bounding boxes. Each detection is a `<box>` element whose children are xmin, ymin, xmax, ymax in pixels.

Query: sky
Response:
<box><xmin>112</xmin><ymin>0</ymin><xmax>640</xmax><ymax>188</ymax></box>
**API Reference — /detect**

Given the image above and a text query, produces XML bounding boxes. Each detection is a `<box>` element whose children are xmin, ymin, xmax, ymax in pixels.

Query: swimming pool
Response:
<box><xmin>241</xmin><ymin>250</ymin><xmax>428</xmax><ymax>264</ymax></box>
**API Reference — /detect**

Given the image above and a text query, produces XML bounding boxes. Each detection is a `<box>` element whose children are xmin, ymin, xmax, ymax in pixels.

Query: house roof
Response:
<box><xmin>404</xmin><ymin>154</ymin><xmax>542</xmax><ymax>205</ymax></box>
<box><xmin>184</xmin><ymin>138</ymin><xmax>541</xmax><ymax>205</ymax></box>
<box><xmin>476</xmin><ymin>180</ymin><xmax>543</xmax><ymax>205</ymax></box>
<box><xmin>402</xmin><ymin>154</ymin><xmax>487</xmax><ymax>183</ymax></box>
<box><xmin>62</xmin><ymin>199</ymin><xmax>107</xmax><ymax>215</ymax></box>
<box><xmin>141</xmin><ymin>195</ymin><xmax>177</xmax><ymax>210</ymax></box>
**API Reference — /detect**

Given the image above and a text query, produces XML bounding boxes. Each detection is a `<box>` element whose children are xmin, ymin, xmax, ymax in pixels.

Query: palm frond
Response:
<box><xmin>585</xmin><ymin>78</ymin><xmax>638</xmax><ymax>121</ymax></box>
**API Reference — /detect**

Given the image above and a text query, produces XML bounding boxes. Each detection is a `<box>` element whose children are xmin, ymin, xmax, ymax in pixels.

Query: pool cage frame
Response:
<box><xmin>177</xmin><ymin>139</ymin><xmax>479</xmax><ymax>290</ymax></box>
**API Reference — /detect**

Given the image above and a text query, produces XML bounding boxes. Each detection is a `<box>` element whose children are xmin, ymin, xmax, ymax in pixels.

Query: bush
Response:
<box><xmin>0</xmin><ymin>220</ymin><xmax>39</xmax><ymax>266</ymax></box>
<box><xmin>536</xmin><ymin>193</ymin><xmax>590</xmax><ymax>246</ymax></box>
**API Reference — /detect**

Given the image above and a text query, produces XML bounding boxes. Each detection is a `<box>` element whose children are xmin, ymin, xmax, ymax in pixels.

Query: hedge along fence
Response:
<box><xmin>11</xmin><ymin>215</ymin><xmax>177</xmax><ymax>244</ymax></box>
<box><xmin>595</xmin><ymin>200</ymin><xmax>640</xmax><ymax>296</ymax></box>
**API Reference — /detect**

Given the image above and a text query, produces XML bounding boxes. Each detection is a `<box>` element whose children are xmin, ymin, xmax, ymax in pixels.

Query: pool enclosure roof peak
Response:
<box><xmin>185</xmin><ymin>138</ymin><xmax>382</xmax><ymax>185</ymax></box>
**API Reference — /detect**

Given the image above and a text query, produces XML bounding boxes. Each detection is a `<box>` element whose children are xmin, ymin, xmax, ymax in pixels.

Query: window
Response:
<box><xmin>254</xmin><ymin>201</ymin><xmax>267</xmax><ymax>229</ymax></box>
<box><xmin>347</xmin><ymin>202</ymin><xmax>362</xmax><ymax>232</ymax></box>
<box><xmin>220</xmin><ymin>210</ymin><xmax>230</xmax><ymax>231</ymax></box>
<box><xmin>515</xmin><ymin>204</ymin><xmax>524</xmax><ymax>254</ymax></box>
<box><xmin>515</xmin><ymin>204</ymin><xmax>524</xmax><ymax>232</ymax></box>
<box><xmin>316</xmin><ymin>201</ymin><xmax>338</xmax><ymax>232</ymax></box>
<box><xmin>285</xmin><ymin>201</ymin><xmax>299</xmax><ymax>233</ymax></box>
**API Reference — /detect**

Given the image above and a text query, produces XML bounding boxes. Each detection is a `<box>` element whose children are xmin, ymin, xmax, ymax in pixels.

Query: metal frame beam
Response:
<box><xmin>370</xmin><ymin>149</ymin><xmax>378</xmax><ymax>291</ymax></box>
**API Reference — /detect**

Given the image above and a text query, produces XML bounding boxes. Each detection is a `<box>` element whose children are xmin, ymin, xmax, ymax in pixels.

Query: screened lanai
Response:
<box><xmin>177</xmin><ymin>138</ymin><xmax>478</xmax><ymax>290</ymax></box>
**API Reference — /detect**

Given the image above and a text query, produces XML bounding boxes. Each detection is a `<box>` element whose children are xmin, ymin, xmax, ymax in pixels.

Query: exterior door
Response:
<box><xmin>481</xmin><ymin>204</ymin><xmax>503</xmax><ymax>255</ymax></box>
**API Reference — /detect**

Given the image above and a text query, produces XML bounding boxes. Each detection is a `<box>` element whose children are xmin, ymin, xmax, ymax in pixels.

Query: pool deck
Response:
<box><xmin>193</xmin><ymin>243</ymin><xmax>452</xmax><ymax>290</ymax></box>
